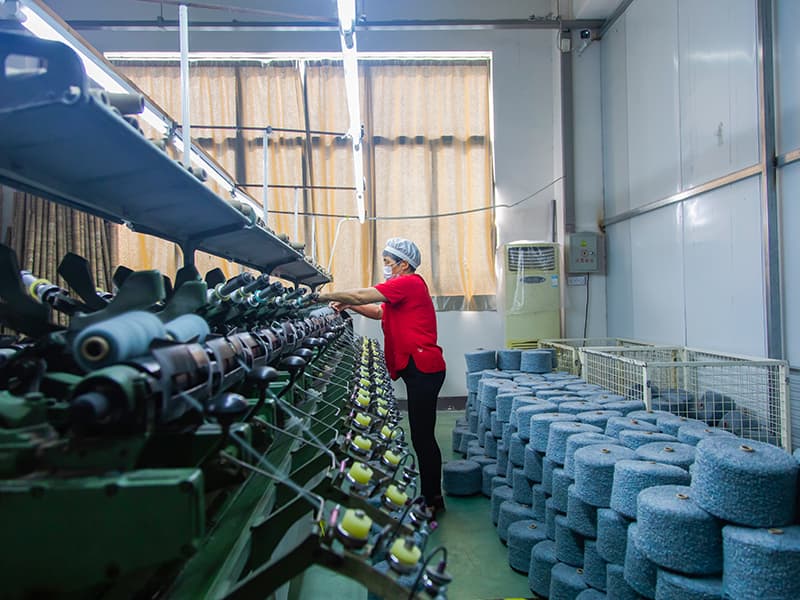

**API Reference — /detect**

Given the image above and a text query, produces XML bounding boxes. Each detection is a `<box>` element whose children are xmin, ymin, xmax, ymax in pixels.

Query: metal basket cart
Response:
<box><xmin>578</xmin><ymin>346</ymin><xmax>791</xmax><ymax>449</ymax></box>
<box><xmin>538</xmin><ymin>338</ymin><xmax>654</xmax><ymax>375</ymax></box>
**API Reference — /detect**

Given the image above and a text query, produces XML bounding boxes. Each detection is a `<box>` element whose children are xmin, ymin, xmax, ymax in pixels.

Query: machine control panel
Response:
<box><xmin>567</xmin><ymin>232</ymin><xmax>605</xmax><ymax>274</ymax></box>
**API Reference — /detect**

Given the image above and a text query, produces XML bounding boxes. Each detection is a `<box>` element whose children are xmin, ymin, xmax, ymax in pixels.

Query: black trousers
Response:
<box><xmin>398</xmin><ymin>357</ymin><xmax>446</xmax><ymax>504</ymax></box>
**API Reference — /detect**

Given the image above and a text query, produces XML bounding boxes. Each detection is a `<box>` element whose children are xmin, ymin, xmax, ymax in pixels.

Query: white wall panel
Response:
<box><xmin>683</xmin><ymin>177</ymin><xmax>765</xmax><ymax>356</ymax></box>
<box><xmin>601</xmin><ymin>15</ymin><xmax>630</xmax><ymax>217</ymax></box>
<box><xmin>625</xmin><ymin>0</ymin><xmax>681</xmax><ymax>208</ymax></box>
<box><xmin>678</xmin><ymin>0</ymin><xmax>759</xmax><ymax>187</ymax></box>
<box><xmin>775</xmin><ymin>0</ymin><xmax>800</xmax><ymax>154</ymax></box>
<box><xmin>630</xmin><ymin>204</ymin><xmax>685</xmax><ymax>344</ymax></box>
<box><xmin>780</xmin><ymin>162</ymin><xmax>800</xmax><ymax>366</ymax></box>
<box><xmin>605</xmin><ymin>220</ymin><xmax>635</xmax><ymax>338</ymax></box>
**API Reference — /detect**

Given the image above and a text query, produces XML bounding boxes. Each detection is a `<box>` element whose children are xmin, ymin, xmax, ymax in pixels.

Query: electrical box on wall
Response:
<box><xmin>567</xmin><ymin>232</ymin><xmax>605</xmax><ymax>273</ymax></box>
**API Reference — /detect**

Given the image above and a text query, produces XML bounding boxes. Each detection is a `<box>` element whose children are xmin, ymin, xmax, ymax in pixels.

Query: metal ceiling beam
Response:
<box><xmin>65</xmin><ymin>18</ymin><xmax>606</xmax><ymax>33</ymax></box>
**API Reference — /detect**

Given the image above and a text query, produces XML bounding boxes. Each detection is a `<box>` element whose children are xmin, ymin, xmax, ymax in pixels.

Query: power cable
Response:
<box><xmin>243</xmin><ymin>176</ymin><xmax>565</xmax><ymax>222</ymax></box>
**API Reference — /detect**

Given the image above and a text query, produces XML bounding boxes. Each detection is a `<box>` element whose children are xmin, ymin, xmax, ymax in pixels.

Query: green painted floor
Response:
<box><xmin>290</xmin><ymin>410</ymin><xmax>535</xmax><ymax>600</ymax></box>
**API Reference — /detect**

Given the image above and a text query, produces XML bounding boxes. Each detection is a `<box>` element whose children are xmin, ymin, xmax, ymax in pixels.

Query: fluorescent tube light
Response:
<box><xmin>19</xmin><ymin>5</ymin><xmax>126</xmax><ymax>93</ymax></box>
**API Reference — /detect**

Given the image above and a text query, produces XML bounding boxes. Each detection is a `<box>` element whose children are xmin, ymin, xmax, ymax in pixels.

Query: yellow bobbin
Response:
<box><xmin>355</xmin><ymin>412</ymin><xmax>372</xmax><ymax>427</ymax></box>
<box><xmin>348</xmin><ymin>462</ymin><xmax>373</xmax><ymax>485</ymax></box>
<box><xmin>389</xmin><ymin>538</ymin><xmax>421</xmax><ymax>567</ymax></box>
<box><xmin>376</xmin><ymin>407</ymin><xmax>389</xmax><ymax>418</ymax></box>
<box><xmin>383</xmin><ymin>449</ymin><xmax>402</xmax><ymax>466</ymax></box>
<box><xmin>381</xmin><ymin>425</ymin><xmax>400</xmax><ymax>440</ymax></box>
<box><xmin>355</xmin><ymin>395</ymin><xmax>371</xmax><ymax>407</ymax></box>
<box><xmin>339</xmin><ymin>509</ymin><xmax>373</xmax><ymax>540</ymax></box>
<box><xmin>353</xmin><ymin>435</ymin><xmax>373</xmax><ymax>452</ymax></box>
<box><xmin>384</xmin><ymin>483</ymin><xmax>408</xmax><ymax>507</ymax></box>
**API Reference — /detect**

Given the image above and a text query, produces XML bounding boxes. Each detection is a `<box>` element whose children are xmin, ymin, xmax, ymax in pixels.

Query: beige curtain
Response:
<box><xmin>115</xmin><ymin>62</ymin><xmax>241</xmax><ymax>280</ymax></box>
<box><xmin>114</xmin><ymin>58</ymin><xmax>495</xmax><ymax>306</ymax></box>
<box><xmin>238</xmin><ymin>63</ymin><xmax>306</xmax><ymax>245</ymax></box>
<box><xmin>7</xmin><ymin>192</ymin><xmax>117</xmax><ymax>326</ymax></box>
<box><xmin>367</xmin><ymin>61</ymin><xmax>495</xmax><ymax>309</ymax></box>
<box><xmin>305</xmin><ymin>62</ymin><xmax>375</xmax><ymax>290</ymax></box>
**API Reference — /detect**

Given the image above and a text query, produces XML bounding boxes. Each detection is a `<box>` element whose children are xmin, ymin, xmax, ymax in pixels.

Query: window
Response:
<box><xmin>113</xmin><ymin>54</ymin><xmax>496</xmax><ymax>309</ymax></box>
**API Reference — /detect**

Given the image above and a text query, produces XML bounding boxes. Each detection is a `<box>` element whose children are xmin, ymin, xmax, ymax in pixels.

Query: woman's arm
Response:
<box><xmin>318</xmin><ymin>287</ymin><xmax>387</xmax><ymax>306</ymax></box>
<box><xmin>318</xmin><ymin>287</ymin><xmax>387</xmax><ymax>320</ymax></box>
<box><xmin>342</xmin><ymin>303</ymin><xmax>383</xmax><ymax>320</ymax></box>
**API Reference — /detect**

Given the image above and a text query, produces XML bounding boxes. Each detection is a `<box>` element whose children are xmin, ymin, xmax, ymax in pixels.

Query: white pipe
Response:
<box><xmin>327</xmin><ymin>217</ymin><xmax>357</xmax><ymax>273</ymax></box>
<box><xmin>262</xmin><ymin>128</ymin><xmax>270</xmax><ymax>227</ymax></box>
<box><xmin>179</xmin><ymin>4</ymin><xmax>191</xmax><ymax>169</ymax></box>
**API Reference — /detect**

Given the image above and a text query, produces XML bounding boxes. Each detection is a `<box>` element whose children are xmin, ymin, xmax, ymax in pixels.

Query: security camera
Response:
<box><xmin>580</xmin><ymin>29</ymin><xmax>591</xmax><ymax>40</ymax></box>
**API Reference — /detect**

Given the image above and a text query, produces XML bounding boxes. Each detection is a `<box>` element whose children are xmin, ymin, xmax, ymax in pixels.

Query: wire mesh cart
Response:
<box><xmin>578</xmin><ymin>346</ymin><xmax>791</xmax><ymax>449</ymax></box>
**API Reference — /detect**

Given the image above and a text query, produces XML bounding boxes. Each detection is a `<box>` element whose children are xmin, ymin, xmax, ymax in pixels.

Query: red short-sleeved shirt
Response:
<box><xmin>374</xmin><ymin>273</ymin><xmax>446</xmax><ymax>380</ymax></box>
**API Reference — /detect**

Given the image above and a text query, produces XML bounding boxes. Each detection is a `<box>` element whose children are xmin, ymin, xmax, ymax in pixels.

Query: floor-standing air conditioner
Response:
<box><xmin>503</xmin><ymin>241</ymin><xmax>561</xmax><ymax>348</ymax></box>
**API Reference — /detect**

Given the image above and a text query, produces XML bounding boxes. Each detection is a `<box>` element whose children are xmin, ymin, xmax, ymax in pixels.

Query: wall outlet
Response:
<box><xmin>567</xmin><ymin>275</ymin><xmax>588</xmax><ymax>286</ymax></box>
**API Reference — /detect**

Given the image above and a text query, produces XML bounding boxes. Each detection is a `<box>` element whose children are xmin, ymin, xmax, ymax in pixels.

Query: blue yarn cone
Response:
<box><xmin>524</xmin><ymin>443</ymin><xmax>544</xmax><ymax>482</ymax></box>
<box><xmin>624</xmin><ymin>523</ymin><xmax>658</xmax><ymax>599</ymax></box>
<box><xmin>555</xmin><ymin>514</ymin><xmax>585</xmax><ymax>567</ymax></box>
<box><xmin>583</xmin><ymin>539</ymin><xmax>607</xmax><ymax>591</ymax></box>
<box><xmin>491</xmin><ymin>485</ymin><xmax>514</xmax><ymax>525</ymax></box>
<box><xmin>442</xmin><ymin>459</ymin><xmax>483</xmax><ymax>496</ymax></box>
<box><xmin>465</xmin><ymin>349</ymin><xmax>496</xmax><ymax>372</ymax></box>
<box><xmin>606</xmin><ymin>563</ymin><xmax>642</xmax><ymax>600</ymax></box>
<box><xmin>574</xmin><ymin>444</ymin><xmax>637</xmax><ymax>508</ymax></box>
<box><xmin>656</xmin><ymin>414</ymin><xmax>705</xmax><ymax>437</ymax></box>
<box><xmin>634</xmin><ymin>441</ymin><xmax>695</xmax><ymax>471</ymax></box>
<box><xmin>482</xmin><ymin>463</ymin><xmax>498</xmax><ymax>497</ymax></box>
<box><xmin>547</xmin><ymin>421</ymin><xmax>604</xmax><ymax>464</ymax></box>
<box><xmin>618</xmin><ymin>430</ymin><xmax>678</xmax><ymax>450</ymax></box>
<box><xmin>610</xmin><ymin>459</ymin><xmax>691</xmax><ymax>519</ymax></box>
<box><xmin>508</xmin><ymin>519</ymin><xmax>547</xmax><ymax>573</ymax></box>
<box><xmin>694</xmin><ymin>390</ymin><xmax>735</xmax><ymax>426</ymax></box>
<box><xmin>512</xmin><ymin>467</ymin><xmax>534</xmax><ymax>505</ymax></box>
<box><xmin>577</xmin><ymin>409</ymin><xmax>624</xmax><ymax>430</ymax></box>
<box><xmin>567</xmin><ymin>484</ymin><xmax>598</xmax><ymax>539</ymax></box>
<box><xmin>722</xmin><ymin>525</ymin><xmax>800</xmax><ymax>600</ymax></box>
<box><xmin>546</xmin><ymin>497</ymin><xmax>560</xmax><ymax>540</ymax></box>
<box><xmin>529</xmin><ymin>540</ymin><xmax>558</xmax><ymax>597</ymax></box>
<box><xmin>626</xmin><ymin>409</ymin><xmax>675</xmax><ymax>424</ymax></box>
<box><xmin>498</xmin><ymin>500</ymin><xmax>534</xmax><ymax>543</ymax></box>
<box><xmin>531</xmin><ymin>412</ymin><xmax>579</xmax><ymax>452</ymax></box>
<box><xmin>532</xmin><ymin>484</ymin><xmax>548</xmax><ymax>521</ymax></box>
<box><xmin>676</xmin><ymin>423</ymin><xmax>734</xmax><ymax>446</ymax></box>
<box><xmin>550</xmin><ymin>562</ymin><xmax>589</xmax><ymax>599</ymax></box>
<box><xmin>576</xmin><ymin>589</ymin><xmax>607</xmax><ymax>599</ymax></box>
<box><xmin>655</xmin><ymin>570</ymin><xmax>723</xmax><ymax>600</ymax></box>
<box><xmin>564</xmin><ymin>432</ymin><xmax>617</xmax><ymax>477</ymax></box>
<box><xmin>552</xmin><ymin>467</ymin><xmax>573</xmax><ymax>513</ymax></box>
<box><xmin>606</xmin><ymin>416</ymin><xmax>660</xmax><ymax>438</ymax></box>
<box><xmin>691</xmin><ymin>436</ymin><xmax>799</xmax><ymax>527</ymax></box>
<box><xmin>596</xmin><ymin>508</ymin><xmax>631</xmax><ymax>565</ymax></box>
<box><xmin>636</xmin><ymin>485</ymin><xmax>722</xmax><ymax>575</ymax></box>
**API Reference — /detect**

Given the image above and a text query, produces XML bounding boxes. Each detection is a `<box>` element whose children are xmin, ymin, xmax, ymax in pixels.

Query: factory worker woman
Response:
<box><xmin>317</xmin><ymin>238</ymin><xmax>447</xmax><ymax>514</ymax></box>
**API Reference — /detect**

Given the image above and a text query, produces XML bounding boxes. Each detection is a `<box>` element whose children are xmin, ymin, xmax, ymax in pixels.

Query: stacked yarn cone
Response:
<box><xmin>456</xmin><ymin>349</ymin><xmax>798</xmax><ymax>599</ymax></box>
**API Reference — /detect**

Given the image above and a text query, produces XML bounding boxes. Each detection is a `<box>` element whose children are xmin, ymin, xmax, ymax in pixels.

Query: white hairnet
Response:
<box><xmin>383</xmin><ymin>237</ymin><xmax>421</xmax><ymax>269</ymax></box>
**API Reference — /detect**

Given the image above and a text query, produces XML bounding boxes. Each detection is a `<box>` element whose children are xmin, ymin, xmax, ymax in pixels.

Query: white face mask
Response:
<box><xmin>383</xmin><ymin>265</ymin><xmax>394</xmax><ymax>281</ymax></box>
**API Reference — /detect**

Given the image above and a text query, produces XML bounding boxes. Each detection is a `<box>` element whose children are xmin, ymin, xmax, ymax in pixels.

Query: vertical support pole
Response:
<box><xmin>756</xmin><ymin>0</ymin><xmax>784</xmax><ymax>360</ymax></box>
<box><xmin>311</xmin><ymin>217</ymin><xmax>316</xmax><ymax>262</ymax></box>
<box><xmin>293</xmin><ymin>187</ymin><xmax>300</xmax><ymax>243</ymax></box>
<box><xmin>560</xmin><ymin>29</ymin><xmax>575</xmax><ymax>236</ymax></box>
<box><xmin>179</xmin><ymin>4</ymin><xmax>191</xmax><ymax>170</ymax></box>
<box><xmin>262</xmin><ymin>128</ymin><xmax>270</xmax><ymax>227</ymax></box>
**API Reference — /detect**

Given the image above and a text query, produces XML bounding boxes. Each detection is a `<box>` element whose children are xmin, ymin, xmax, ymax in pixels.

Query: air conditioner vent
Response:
<box><xmin>507</xmin><ymin>246</ymin><xmax>556</xmax><ymax>271</ymax></box>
